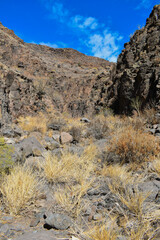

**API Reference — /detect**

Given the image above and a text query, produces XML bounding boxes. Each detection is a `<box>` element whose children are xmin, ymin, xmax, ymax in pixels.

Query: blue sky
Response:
<box><xmin>0</xmin><ymin>0</ymin><xmax>159</xmax><ymax>62</ymax></box>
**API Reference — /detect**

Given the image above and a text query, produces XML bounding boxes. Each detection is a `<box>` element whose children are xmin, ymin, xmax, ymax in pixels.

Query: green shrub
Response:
<box><xmin>0</xmin><ymin>137</ymin><xmax>14</xmax><ymax>175</ymax></box>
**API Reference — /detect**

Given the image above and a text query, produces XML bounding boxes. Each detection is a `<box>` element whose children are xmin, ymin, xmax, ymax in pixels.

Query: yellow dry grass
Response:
<box><xmin>18</xmin><ymin>112</ymin><xmax>48</xmax><ymax>134</ymax></box>
<box><xmin>117</xmin><ymin>187</ymin><xmax>150</xmax><ymax>218</ymax></box>
<box><xmin>152</xmin><ymin>158</ymin><xmax>160</xmax><ymax>175</ymax></box>
<box><xmin>55</xmin><ymin>180</ymin><xmax>93</xmax><ymax>217</ymax></box>
<box><xmin>85</xmin><ymin>217</ymin><xmax>118</xmax><ymax>240</ymax></box>
<box><xmin>42</xmin><ymin>145</ymin><xmax>97</xmax><ymax>183</ymax></box>
<box><xmin>101</xmin><ymin>164</ymin><xmax>132</xmax><ymax>183</ymax></box>
<box><xmin>0</xmin><ymin>166</ymin><xmax>39</xmax><ymax>215</ymax></box>
<box><xmin>102</xmin><ymin>165</ymin><xmax>149</xmax><ymax>218</ymax></box>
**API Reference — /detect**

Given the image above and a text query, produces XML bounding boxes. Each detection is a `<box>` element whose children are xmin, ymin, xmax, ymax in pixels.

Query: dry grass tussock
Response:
<box><xmin>55</xmin><ymin>180</ymin><xmax>93</xmax><ymax>217</ymax></box>
<box><xmin>18</xmin><ymin>112</ymin><xmax>48</xmax><ymax>134</ymax></box>
<box><xmin>42</xmin><ymin>145</ymin><xmax>98</xmax><ymax>183</ymax></box>
<box><xmin>0</xmin><ymin>166</ymin><xmax>39</xmax><ymax>215</ymax></box>
<box><xmin>17</xmin><ymin>107</ymin><xmax>66</xmax><ymax>134</ymax></box>
<box><xmin>108</xmin><ymin>125</ymin><xmax>160</xmax><ymax>164</ymax></box>
<box><xmin>102</xmin><ymin>164</ymin><xmax>148</xmax><ymax>217</ymax></box>
<box><xmin>84</xmin><ymin>216</ymin><xmax>118</xmax><ymax>240</ymax></box>
<box><xmin>151</xmin><ymin>158</ymin><xmax>160</xmax><ymax>175</ymax></box>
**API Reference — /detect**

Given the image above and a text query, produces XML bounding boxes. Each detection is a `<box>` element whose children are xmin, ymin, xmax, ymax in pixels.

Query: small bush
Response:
<box><xmin>108</xmin><ymin>126</ymin><xmax>160</xmax><ymax>164</ymax></box>
<box><xmin>42</xmin><ymin>145</ymin><xmax>97</xmax><ymax>183</ymax></box>
<box><xmin>0</xmin><ymin>137</ymin><xmax>14</xmax><ymax>175</ymax></box>
<box><xmin>69</xmin><ymin>126</ymin><xmax>82</xmax><ymax>143</ymax></box>
<box><xmin>85</xmin><ymin>218</ymin><xmax>118</xmax><ymax>240</ymax></box>
<box><xmin>55</xmin><ymin>180</ymin><xmax>93</xmax><ymax>217</ymax></box>
<box><xmin>18</xmin><ymin>112</ymin><xmax>48</xmax><ymax>134</ymax></box>
<box><xmin>87</xmin><ymin>115</ymin><xmax>109</xmax><ymax>139</ymax></box>
<box><xmin>0</xmin><ymin>166</ymin><xmax>39</xmax><ymax>215</ymax></box>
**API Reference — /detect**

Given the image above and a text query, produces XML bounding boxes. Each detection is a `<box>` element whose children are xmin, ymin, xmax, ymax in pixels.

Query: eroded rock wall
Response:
<box><xmin>108</xmin><ymin>4</ymin><xmax>160</xmax><ymax>114</ymax></box>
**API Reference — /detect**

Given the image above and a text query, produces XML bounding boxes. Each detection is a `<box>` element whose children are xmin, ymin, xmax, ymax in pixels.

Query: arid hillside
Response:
<box><xmin>0</xmin><ymin>4</ymin><xmax>160</xmax><ymax>240</ymax></box>
<box><xmin>0</xmin><ymin>21</ymin><xmax>115</xmax><ymax>127</ymax></box>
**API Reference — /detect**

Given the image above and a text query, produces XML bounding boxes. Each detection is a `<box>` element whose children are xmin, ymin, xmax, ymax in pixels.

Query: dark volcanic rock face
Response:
<box><xmin>108</xmin><ymin>4</ymin><xmax>160</xmax><ymax>114</ymax></box>
<box><xmin>0</xmin><ymin>22</ymin><xmax>115</xmax><ymax>125</ymax></box>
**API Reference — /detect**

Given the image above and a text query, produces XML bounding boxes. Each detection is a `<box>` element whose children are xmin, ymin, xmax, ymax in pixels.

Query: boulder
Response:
<box><xmin>14</xmin><ymin>137</ymin><xmax>45</xmax><ymax>161</ymax></box>
<box><xmin>60</xmin><ymin>132</ymin><xmax>73</xmax><ymax>144</ymax></box>
<box><xmin>44</xmin><ymin>212</ymin><xmax>72</xmax><ymax>230</ymax></box>
<box><xmin>43</xmin><ymin>136</ymin><xmax>60</xmax><ymax>150</ymax></box>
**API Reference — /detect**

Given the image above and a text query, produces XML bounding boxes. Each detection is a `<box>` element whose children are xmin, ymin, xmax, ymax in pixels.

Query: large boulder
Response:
<box><xmin>14</xmin><ymin>136</ymin><xmax>45</xmax><ymax>161</ymax></box>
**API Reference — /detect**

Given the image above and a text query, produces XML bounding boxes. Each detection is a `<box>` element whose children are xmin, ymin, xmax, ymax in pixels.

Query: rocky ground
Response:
<box><xmin>0</xmin><ymin>3</ymin><xmax>160</xmax><ymax>240</ymax></box>
<box><xmin>0</xmin><ymin>108</ymin><xmax>160</xmax><ymax>240</ymax></box>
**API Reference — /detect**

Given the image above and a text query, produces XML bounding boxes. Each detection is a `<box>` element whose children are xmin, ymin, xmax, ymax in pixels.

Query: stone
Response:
<box><xmin>67</xmin><ymin>145</ymin><xmax>84</xmax><ymax>156</ymax></box>
<box><xmin>93</xmin><ymin>213</ymin><xmax>102</xmax><ymax>221</ymax></box>
<box><xmin>30</xmin><ymin>217</ymin><xmax>40</xmax><ymax>227</ymax></box>
<box><xmin>24</xmin><ymin>156</ymin><xmax>45</xmax><ymax>168</ymax></box>
<box><xmin>47</xmin><ymin>123</ymin><xmax>61</xmax><ymax>131</ymax></box>
<box><xmin>44</xmin><ymin>213</ymin><xmax>72</xmax><ymax>230</ymax></box>
<box><xmin>43</xmin><ymin>137</ymin><xmax>60</xmax><ymax>150</ymax></box>
<box><xmin>138</xmin><ymin>181</ymin><xmax>159</xmax><ymax>202</ymax></box>
<box><xmin>0</xmin><ymin>224</ymin><xmax>10</xmax><ymax>234</ymax></box>
<box><xmin>13</xmin><ymin>230</ymin><xmax>58</xmax><ymax>240</ymax></box>
<box><xmin>80</xmin><ymin>118</ymin><xmax>91</xmax><ymax>123</ymax></box>
<box><xmin>60</xmin><ymin>132</ymin><xmax>73</xmax><ymax>144</ymax></box>
<box><xmin>14</xmin><ymin>137</ymin><xmax>45</xmax><ymax>160</ymax></box>
<box><xmin>52</xmin><ymin>134</ymin><xmax>60</xmax><ymax>142</ymax></box>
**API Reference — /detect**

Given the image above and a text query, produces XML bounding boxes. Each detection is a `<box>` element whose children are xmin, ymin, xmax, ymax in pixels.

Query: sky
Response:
<box><xmin>0</xmin><ymin>0</ymin><xmax>159</xmax><ymax>62</ymax></box>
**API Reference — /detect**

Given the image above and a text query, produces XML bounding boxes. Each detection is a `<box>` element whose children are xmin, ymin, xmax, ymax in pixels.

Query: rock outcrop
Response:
<box><xmin>108</xmin><ymin>4</ymin><xmax>160</xmax><ymax>114</ymax></box>
<box><xmin>0</xmin><ymin>22</ymin><xmax>115</xmax><ymax>127</ymax></box>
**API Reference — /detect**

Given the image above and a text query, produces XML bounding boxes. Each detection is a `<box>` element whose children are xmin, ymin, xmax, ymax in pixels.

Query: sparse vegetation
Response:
<box><xmin>18</xmin><ymin>112</ymin><xmax>48</xmax><ymax>134</ymax></box>
<box><xmin>0</xmin><ymin>166</ymin><xmax>39</xmax><ymax>215</ymax></box>
<box><xmin>0</xmin><ymin>137</ymin><xmax>14</xmax><ymax>175</ymax></box>
<box><xmin>87</xmin><ymin>115</ymin><xmax>109</xmax><ymax>139</ymax></box>
<box><xmin>1</xmin><ymin>108</ymin><xmax>160</xmax><ymax>239</ymax></box>
<box><xmin>42</xmin><ymin>145</ymin><xmax>97</xmax><ymax>183</ymax></box>
<box><xmin>108</xmin><ymin>126</ymin><xmax>160</xmax><ymax>165</ymax></box>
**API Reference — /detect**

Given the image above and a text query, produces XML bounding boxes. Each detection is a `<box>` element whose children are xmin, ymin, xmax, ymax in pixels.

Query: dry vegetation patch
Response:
<box><xmin>0</xmin><ymin>166</ymin><xmax>39</xmax><ymax>215</ymax></box>
<box><xmin>42</xmin><ymin>145</ymin><xmax>98</xmax><ymax>183</ymax></box>
<box><xmin>18</xmin><ymin>112</ymin><xmax>48</xmax><ymax>134</ymax></box>
<box><xmin>108</xmin><ymin>126</ymin><xmax>160</xmax><ymax>165</ymax></box>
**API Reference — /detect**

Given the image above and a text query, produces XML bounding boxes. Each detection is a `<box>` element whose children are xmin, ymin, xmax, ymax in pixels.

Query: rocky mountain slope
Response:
<box><xmin>0</xmin><ymin>22</ymin><xmax>115</xmax><ymax>127</ymax></box>
<box><xmin>108</xmin><ymin>4</ymin><xmax>160</xmax><ymax>114</ymax></box>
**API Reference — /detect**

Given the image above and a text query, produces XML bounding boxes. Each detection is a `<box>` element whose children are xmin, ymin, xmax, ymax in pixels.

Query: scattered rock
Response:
<box><xmin>43</xmin><ymin>137</ymin><xmax>60</xmax><ymax>150</ymax></box>
<box><xmin>14</xmin><ymin>137</ymin><xmax>45</xmax><ymax>160</ymax></box>
<box><xmin>80</xmin><ymin>118</ymin><xmax>91</xmax><ymax>123</ymax></box>
<box><xmin>44</xmin><ymin>213</ymin><xmax>72</xmax><ymax>230</ymax></box>
<box><xmin>60</xmin><ymin>132</ymin><xmax>73</xmax><ymax>144</ymax></box>
<box><xmin>14</xmin><ymin>230</ymin><xmax>58</xmax><ymax>240</ymax></box>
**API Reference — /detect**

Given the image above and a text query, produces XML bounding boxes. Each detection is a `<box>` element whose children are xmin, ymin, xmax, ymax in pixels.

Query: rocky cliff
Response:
<box><xmin>108</xmin><ymin>4</ymin><xmax>160</xmax><ymax>114</ymax></box>
<box><xmin>0</xmin><ymin>22</ymin><xmax>115</xmax><ymax>126</ymax></box>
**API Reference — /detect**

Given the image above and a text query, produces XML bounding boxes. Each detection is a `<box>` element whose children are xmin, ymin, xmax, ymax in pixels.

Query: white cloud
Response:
<box><xmin>136</xmin><ymin>0</ymin><xmax>152</xmax><ymax>9</ymax></box>
<box><xmin>48</xmin><ymin>2</ymin><xmax>69</xmax><ymax>22</ymax></box>
<box><xmin>41</xmin><ymin>0</ymin><xmax>123</xmax><ymax>62</ymax></box>
<box><xmin>88</xmin><ymin>31</ymin><xmax>120</xmax><ymax>62</ymax></box>
<box><xmin>72</xmin><ymin>16</ymin><xmax>98</xmax><ymax>30</ymax></box>
<box><xmin>39</xmin><ymin>42</ymin><xmax>59</xmax><ymax>48</ymax></box>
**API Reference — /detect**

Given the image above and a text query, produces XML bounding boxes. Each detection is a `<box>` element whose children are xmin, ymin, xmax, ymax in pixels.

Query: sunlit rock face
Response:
<box><xmin>108</xmin><ymin>4</ymin><xmax>160</xmax><ymax>114</ymax></box>
<box><xmin>0</xmin><ymin>21</ymin><xmax>115</xmax><ymax>126</ymax></box>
